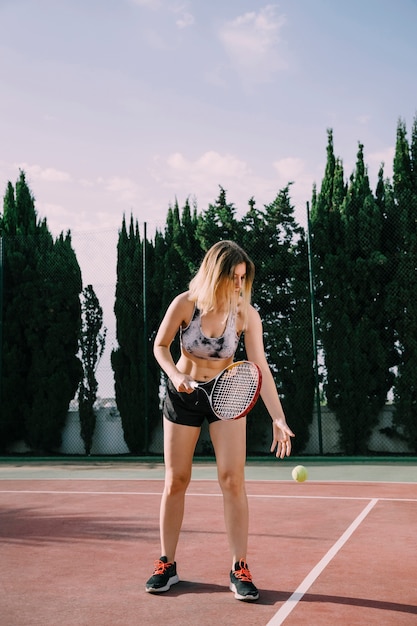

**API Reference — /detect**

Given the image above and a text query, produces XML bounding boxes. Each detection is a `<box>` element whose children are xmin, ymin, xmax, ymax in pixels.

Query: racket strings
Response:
<box><xmin>212</xmin><ymin>364</ymin><xmax>260</xmax><ymax>420</ymax></box>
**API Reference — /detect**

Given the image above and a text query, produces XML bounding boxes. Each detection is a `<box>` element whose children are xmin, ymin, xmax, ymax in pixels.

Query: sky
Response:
<box><xmin>1</xmin><ymin>0</ymin><xmax>417</xmax><ymax>396</ymax></box>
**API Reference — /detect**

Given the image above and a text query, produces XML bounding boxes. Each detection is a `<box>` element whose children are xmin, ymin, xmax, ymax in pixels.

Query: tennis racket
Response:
<box><xmin>190</xmin><ymin>360</ymin><xmax>262</xmax><ymax>420</ymax></box>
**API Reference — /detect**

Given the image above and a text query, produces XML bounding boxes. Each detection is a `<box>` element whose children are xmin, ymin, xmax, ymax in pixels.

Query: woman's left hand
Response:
<box><xmin>270</xmin><ymin>419</ymin><xmax>295</xmax><ymax>459</ymax></box>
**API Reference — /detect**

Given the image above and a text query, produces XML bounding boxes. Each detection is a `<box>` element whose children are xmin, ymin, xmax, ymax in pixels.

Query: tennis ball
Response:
<box><xmin>292</xmin><ymin>465</ymin><xmax>308</xmax><ymax>482</ymax></box>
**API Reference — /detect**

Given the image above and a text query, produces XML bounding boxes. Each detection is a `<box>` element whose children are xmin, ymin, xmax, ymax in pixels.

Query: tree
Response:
<box><xmin>390</xmin><ymin>117</ymin><xmax>417</xmax><ymax>451</ymax></box>
<box><xmin>79</xmin><ymin>284</ymin><xmax>107</xmax><ymax>454</ymax></box>
<box><xmin>0</xmin><ymin>172</ymin><xmax>82</xmax><ymax>452</ymax></box>
<box><xmin>28</xmin><ymin>230</ymin><xmax>83</xmax><ymax>451</ymax></box>
<box><xmin>0</xmin><ymin>180</ymin><xmax>34</xmax><ymax>448</ymax></box>
<box><xmin>241</xmin><ymin>187</ymin><xmax>314</xmax><ymax>453</ymax></box>
<box><xmin>311</xmin><ymin>136</ymin><xmax>394</xmax><ymax>453</ymax></box>
<box><xmin>196</xmin><ymin>186</ymin><xmax>244</xmax><ymax>249</ymax></box>
<box><xmin>112</xmin><ymin>216</ymin><xmax>163</xmax><ymax>453</ymax></box>
<box><xmin>112</xmin><ymin>216</ymin><xmax>144</xmax><ymax>453</ymax></box>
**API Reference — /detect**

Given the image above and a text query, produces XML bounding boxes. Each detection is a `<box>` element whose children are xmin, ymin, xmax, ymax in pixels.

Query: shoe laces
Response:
<box><xmin>153</xmin><ymin>559</ymin><xmax>172</xmax><ymax>575</ymax></box>
<box><xmin>234</xmin><ymin>560</ymin><xmax>252</xmax><ymax>582</ymax></box>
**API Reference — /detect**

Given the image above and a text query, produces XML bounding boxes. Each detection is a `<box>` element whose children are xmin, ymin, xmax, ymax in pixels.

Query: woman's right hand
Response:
<box><xmin>172</xmin><ymin>373</ymin><xmax>196</xmax><ymax>394</ymax></box>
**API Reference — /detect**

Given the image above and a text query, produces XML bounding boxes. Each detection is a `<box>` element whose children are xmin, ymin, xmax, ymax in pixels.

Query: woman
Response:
<box><xmin>145</xmin><ymin>240</ymin><xmax>294</xmax><ymax>601</ymax></box>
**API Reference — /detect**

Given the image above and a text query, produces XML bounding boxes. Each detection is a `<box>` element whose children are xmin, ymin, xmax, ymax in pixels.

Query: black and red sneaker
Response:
<box><xmin>229</xmin><ymin>559</ymin><xmax>259</xmax><ymax>601</ymax></box>
<box><xmin>145</xmin><ymin>556</ymin><xmax>179</xmax><ymax>593</ymax></box>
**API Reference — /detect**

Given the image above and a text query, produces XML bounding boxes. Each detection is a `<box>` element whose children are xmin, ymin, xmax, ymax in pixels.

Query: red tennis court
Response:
<box><xmin>1</xmin><ymin>461</ymin><xmax>416</xmax><ymax>625</ymax></box>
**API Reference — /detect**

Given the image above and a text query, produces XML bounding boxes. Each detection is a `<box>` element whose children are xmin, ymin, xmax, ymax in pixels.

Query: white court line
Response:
<box><xmin>266</xmin><ymin>498</ymin><xmax>379</xmax><ymax>625</ymax></box>
<box><xmin>0</xmin><ymin>490</ymin><xmax>163</xmax><ymax>495</ymax></box>
<box><xmin>0</xmin><ymin>490</ymin><xmax>416</xmax><ymax>504</ymax></box>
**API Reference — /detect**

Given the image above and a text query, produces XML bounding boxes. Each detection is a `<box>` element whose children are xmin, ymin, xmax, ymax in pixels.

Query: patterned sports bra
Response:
<box><xmin>180</xmin><ymin>306</ymin><xmax>240</xmax><ymax>360</ymax></box>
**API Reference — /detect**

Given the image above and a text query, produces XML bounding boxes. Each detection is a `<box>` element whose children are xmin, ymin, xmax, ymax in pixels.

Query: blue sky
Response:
<box><xmin>1</xmin><ymin>0</ymin><xmax>417</xmax><ymax>396</ymax></box>
<box><xmin>2</xmin><ymin>0</ymin><xmax>417</xmax><ymax>236</ymax></box>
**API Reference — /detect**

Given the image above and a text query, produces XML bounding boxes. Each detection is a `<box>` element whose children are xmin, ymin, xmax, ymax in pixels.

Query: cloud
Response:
<box><xmin>218</xmin><ymin>4</ymin><xmax>287</xmax><ymax>85</ymax></box>
<box><xmin>273</xmin><ymin>157</ymin><xmax>305</xmax><ymax>181</ymax></box>
<box><xmin>166</xmin><ymin>150</ymin><xmax>250</xmax><ymax>179</ymax></box>
<box><xmin>129</xmin><ymin>0</ymin><xmax>194</xmax><ymax>29</ymax></box>
<box><xmin>148</xmin><ymin>150</ymin><xmax>255</xmax><ymax>212</ymax></box>
<box><xmin>97</xmin><ymin>175</ymin><xmax>141</xmax><ymax>202</ymax></box>
<box><xmin>175</xmin><ymin>11</ymin><xmax>194</xmax><ymax>29</ymax></box>
<box><xmin>36</xmin><ymin>201</ymin><xmax>72</xmax><ymax>225</ymax></box>
<box><xmin>129</xmin><ymin>0</ymin><xmax>162</xmax><ymax>8</ymax></box>
<box><xmin>149</xmin><ymin>149</ymin><xmax>312</xmax><ymax>224</ymax></box>
<box><xmin>15</xmin><ymin>163</ymin><xmax>72</xmax><ymax>183</ymax></box>
<box><xmin>159</xmin><ymin>150</ymin><xmax>252</xmax><ymax>200</ymax></box>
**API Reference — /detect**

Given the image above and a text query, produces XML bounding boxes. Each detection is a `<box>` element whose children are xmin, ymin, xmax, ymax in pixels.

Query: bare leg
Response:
<box><xmin>159</xmin><ymin>418</ymin><xmax>200</xmax><ymax>562</ymax></box>
<box><xmin>209</xmin><ymin>417</ymin><xmax>248</xmax><ymax>569</ymax></box>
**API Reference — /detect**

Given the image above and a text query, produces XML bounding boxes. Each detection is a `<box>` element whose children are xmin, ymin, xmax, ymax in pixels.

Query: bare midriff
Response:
<box><xmin>176</xmin><ymin>349</ymin><xmax>234</xmax><ymax>382</ymax></box>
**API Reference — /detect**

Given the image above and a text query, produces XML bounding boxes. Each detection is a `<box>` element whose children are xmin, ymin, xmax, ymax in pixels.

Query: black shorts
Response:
<box><xmin>163</xmin><ymin>378</ymin><xmax>221</xmax><ymax>427</ymax></box>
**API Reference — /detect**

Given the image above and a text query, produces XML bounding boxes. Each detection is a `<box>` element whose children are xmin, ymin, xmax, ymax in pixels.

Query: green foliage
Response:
<box><xmin>196</xmin><ymin>185</ymin><xmax>245</xmax><ymax>249</ymax></box>
<box><xmin>111</xmin><ymin>216</ymin><xmax>163</xmax><ymax>453</ymax></box>
<box><xmin>239</xmin><ymin>187</ymin><xmax>314</xmax><ymax>453</ymax></box>
<box><xmin>5</xmin><ymin>117</ymin><xmax>417</xmax><ymax>457</ymax></box>
<box><xmin>311</xmin><ymin>136</ymin><xmax>396</xmax><ymax>454</ymax></box>
<box><xmin>390</xmin><ymin>117</ymin><xmax>417</xmax><ymax>451</ymax></box>
<box><xmin>112</xmin><ymin>186</ymin><xmax>314</xmax><ymax>455</ymax></box>
<box><xmin>112</xmin><ymin>217</ymin><xmax>143</xmax><ymax>453</ymax></box>
<box><xmin>79</xmin><ymin>285</ymin><xmax>107</xmax><ymax>455</ymax></box>
<box><xmin>0</xmin><ymin>172</ymin><xmax>82</xmax><ymax>452</ymax></box>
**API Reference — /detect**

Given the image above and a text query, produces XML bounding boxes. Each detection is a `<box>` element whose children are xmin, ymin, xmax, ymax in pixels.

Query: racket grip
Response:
<box><xmin>190</xmin><ymin>381</ymin><xmax>199</xmax><ymax>389</ymax></box>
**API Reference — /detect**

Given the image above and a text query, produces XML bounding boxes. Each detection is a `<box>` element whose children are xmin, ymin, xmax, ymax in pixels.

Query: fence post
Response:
<box><xmin>0</xmin><ymin>236</ymin><xmax>3</xmax><ymax>412</ymax></box>
<box><xmin>306</xmin><ymin>203</ymin><xmax>323</xmax><ymax>454</ymax></box>
<box><xmin>142</xmin><ymin>223</ymin><xmax>149</xmax><ymax>454</ymax></box>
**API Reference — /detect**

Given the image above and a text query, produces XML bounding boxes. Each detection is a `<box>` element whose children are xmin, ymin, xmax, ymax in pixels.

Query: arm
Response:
<box><xmin>244</xmin><ymin>306</ymin><xmax>295</xmax><ymax>459</ymax></box>
<box><xmin>153</xmin><ymin>292</ymin><xmax>195</xmax><ymax>392</ymax></box>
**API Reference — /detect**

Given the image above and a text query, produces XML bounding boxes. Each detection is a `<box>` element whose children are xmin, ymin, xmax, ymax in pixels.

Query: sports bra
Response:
<box><xmin>180</xmin><ymin>306</ymin><xmax>240</xmax><ymax>360</ymax></box>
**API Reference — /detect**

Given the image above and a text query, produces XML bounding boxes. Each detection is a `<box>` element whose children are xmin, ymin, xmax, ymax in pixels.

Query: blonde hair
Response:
<box><xmin>188</xmin><ymin>240</ymin><xmax>255</xmax><ymax>327</ymax></box>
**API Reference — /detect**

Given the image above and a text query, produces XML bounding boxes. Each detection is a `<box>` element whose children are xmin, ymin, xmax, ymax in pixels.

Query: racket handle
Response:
<box><xmin>190</xmin><ymin>381</ymin><xmax>199</xmax><ymax>389</ymax></box>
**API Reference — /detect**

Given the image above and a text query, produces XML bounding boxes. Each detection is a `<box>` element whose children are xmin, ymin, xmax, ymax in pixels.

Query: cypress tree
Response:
<box><xmin>0</xmin><ymin>180</ymin><xmax>34</xmax><ymax>447</ymax></box>
<box><xmin>337</xmin><ymin>145</ymin><xmax>393</xmax><ymax>452</ymax></box>
<box><xmin>310</xmin><ymin>131</ymin><xmax>347</xmax><ymax>451</ymax></box>
<box><xmin>312</xmin><ymin>137</ymin><xmax>394</xmax><ymax>453</ymax></box>
<box><xmin>79</xmin><ymin>284</ymin><xmax>107</xmax><ymax>455</ymax></box>
<box><xmin>0</xmin><ymin>172</ymin><xmax>82</xmax><ymax>451</ymax></box>
<box><xmin>112</xmin><ymin>216</ymin><xmax>144</xmax><ymax>453</ymax></box>
<box><xmin>112</xmin><ymin>216</ymin><xmax>162</xmax><ymax>453</ymax></box>
<box><xmin>391</xmin><ymin>117</ymin><xmax>417</xmax><ymax>451</ymax></box>
<box><xmin>173</xmin><ymin>197</ymin><xmax>200</xmax><ymax>277</ymax></box>
<box><xmin>163</xmin><ymin>199</ymin><xmax>200</xmax><ymax>303</ymax></box>
<box><xmin>26</xmin><ymin>228</ymin><xmax>83</xmax><ymax>451</ymax></box>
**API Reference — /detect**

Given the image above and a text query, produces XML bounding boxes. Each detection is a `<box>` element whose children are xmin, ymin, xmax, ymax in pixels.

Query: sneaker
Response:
<box><xmin>229</xmin><ymin>559</ymin><xmax>259</xmax><ymax>601</ymax></box>
<box><xmin>145</xmin><ymin>556</ymin><xmax>179</xmax><ymax>593</ymax></box>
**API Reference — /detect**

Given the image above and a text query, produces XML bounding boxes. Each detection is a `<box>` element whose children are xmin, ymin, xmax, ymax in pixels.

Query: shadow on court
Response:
<box><xmin>300</xmin><ymin>592</ymin><xmax>417</xmax><ymax>616</ymax></box>
<box><xmin>1</xmin><ymin>469</ymin><xmax>416</xmax><ymax>626</ymax></box>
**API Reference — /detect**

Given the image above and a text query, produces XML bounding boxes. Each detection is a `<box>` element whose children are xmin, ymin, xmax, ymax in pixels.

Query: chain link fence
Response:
<box><xmin>2</xmin><ymin>216</ymin><xmax>414</xmax><ymax>458</ymax></box>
